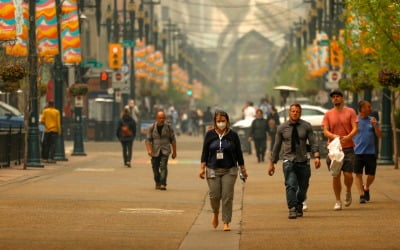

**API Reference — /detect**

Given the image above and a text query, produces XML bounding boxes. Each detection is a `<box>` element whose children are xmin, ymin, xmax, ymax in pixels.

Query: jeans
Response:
<box><xmin>151</xmin><ymin>154</ymin><xmax>169</xmax><ymax>186</ymax></box>
<box><xmin>42</xmin><ymin>132</ymin><xmax>58</xmax><ymax>160</ymax></box>
<box><xmin>120</xmin><ymin>140</ymin><xmax>133</xmax><ymax>164</ymax></box>
<box><xmin>282</xmin><ymin>160</ymin><xmax>311</xmax><ymax>209</ymax></box>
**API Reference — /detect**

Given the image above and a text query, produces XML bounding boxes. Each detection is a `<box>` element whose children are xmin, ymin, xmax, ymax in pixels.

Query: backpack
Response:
<box><xmin>121</xmin><ymin>123</ymin><xmax>133</xmax><ymax>137</ymax></box>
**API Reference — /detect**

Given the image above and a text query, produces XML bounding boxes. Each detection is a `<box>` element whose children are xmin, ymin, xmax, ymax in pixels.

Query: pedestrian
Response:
<box><xmin>199</xmin><ymin>110</ymin><xmax>248</xmax><ymax>231</ymax></box>
<box><xmin>116</xmin><ymin>106</ymin><xmax>137</xmax><ymax>167</ymax></box>
<box><xmin>249</xmin><ymin>109</ymin><xmax>268</xmax><ymax>162</ymax></box>
<box><xmin>40</xmin><ymin>100</ymin><xmax>61</xmax><ymax>163</ymax></box>
<box><xmin>145</xmin><ymin>111</ymin><xmax>177</xmax><ymax>191</ymax></box>
<box><xmin>353</xmin><ymin>100</ymin><xmax>382</xmax><ymax>203</ymax></box>
<box><xmin>267</xmin><ymin>106</ymin><xmax>280</xmax><ymax>150</ymax></box>
<box><xmin>268</xmin><ymin>103</ymin><xmax>320</xmax><ymax>219</ymax></box>
<box><xmin>322</xmin><ymin>89</ymin><xmax>358</xmax><ymax>210</ymax></box>
<box><xmin>202</xmin><ymin>106</ymin><xmax>214</xmax><ymax>136</ymax></box>
<box><xmin>128</xmin><ymin>99</ymin><xmax>140</xmax><ymax>138</ymax></box>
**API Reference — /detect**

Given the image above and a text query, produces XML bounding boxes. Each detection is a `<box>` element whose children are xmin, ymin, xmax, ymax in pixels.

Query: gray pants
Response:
<box><xmin>206</xmin><ymin>167</ymin><xmax>238</xmax><ymax>223</ymax></box>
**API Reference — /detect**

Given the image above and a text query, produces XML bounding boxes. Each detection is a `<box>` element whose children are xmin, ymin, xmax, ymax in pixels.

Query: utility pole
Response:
<box><xmin>26</xmin><ymin>0</ymin><xmax>43</xmax><ymax>167</ymax></box>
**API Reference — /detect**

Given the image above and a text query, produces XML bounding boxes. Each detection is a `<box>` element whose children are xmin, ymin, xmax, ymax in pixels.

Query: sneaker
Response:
<box><xmin>344</xmin><ymin>192</ymin><xmax>352</xmax><ymax>207</ymax></box>
<box><xmin>288</xmin><ymin>207</ymin><xmax>297</xmax><ymax>219</ymax></box>
<box><xmin>364</xmin><ymin>189</ymin><xmax>370</xmax><ymax>201</ymax></box>
<box><xmin>360</xmin><ymin>195</ymin><xmax>366</xmax><ymax>204</ymax></box>
<box><xmin>155</xmin><ymin>184</ymin><xmax>161</xmax><ymax>190</ymax></box>
<box><xmin>302</xmin><ymin>201</ymin><xmax>308</xmax><ymax>211</ymax></box>
<box><xmin>160</xmin><ymin>185</ymin><xmax>167</xmax><ymax>190</ymax></box>
<box><xmin>126</xmin><ymin>162</ymin><xmax>131</xmax><ymax>168</ymax></box>
<box><xmin>333</xmin><ymin>201</ymin><xmax>342</xmax><ymax>211</ymax></box>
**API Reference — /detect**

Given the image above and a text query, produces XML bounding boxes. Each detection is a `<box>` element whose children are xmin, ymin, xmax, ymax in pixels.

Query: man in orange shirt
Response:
<box><xmin>322</xmin><ymin>90</ymin><xmax>358</xmax><ymax>210</ymax></box>
<box><xmin>40</xmin><ymin>101</ymin><xmax>61</xmax><ymax>163</ymax></box>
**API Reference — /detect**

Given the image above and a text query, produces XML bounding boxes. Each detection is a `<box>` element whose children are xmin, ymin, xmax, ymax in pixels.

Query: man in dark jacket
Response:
<box><xmin>249</xmin><ymin>109</ymin><xmax>268</xmax><ymax>162</ymax></box>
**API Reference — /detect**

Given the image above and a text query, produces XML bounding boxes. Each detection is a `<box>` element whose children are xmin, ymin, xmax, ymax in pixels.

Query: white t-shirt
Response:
<box><xmin>243</xmin><ymin>106</ymin><xmax>256</xmax><ymax>119</ymax></box>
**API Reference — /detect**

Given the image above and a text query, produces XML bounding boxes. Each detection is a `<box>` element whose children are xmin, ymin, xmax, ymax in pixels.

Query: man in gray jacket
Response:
<box><xmin>268</xmin><ymin>103</ymin><xmax>320</xmax><ymax>219</ymax></box>
<box><xmin>146</xmin><ymin>111</ymin><xmax>177</xmax><ymax>190</ymax></box>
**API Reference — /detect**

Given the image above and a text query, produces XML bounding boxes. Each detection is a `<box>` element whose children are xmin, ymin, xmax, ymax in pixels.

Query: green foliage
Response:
<box><xmin>273</xmin><ymin>48</ymin><xmax>319</xmax><ymax>94</ymax></box>
<box><xmin>342</xmin><ymin>0</ymin><xmax>400</xmax><ymax>89</ymax></box>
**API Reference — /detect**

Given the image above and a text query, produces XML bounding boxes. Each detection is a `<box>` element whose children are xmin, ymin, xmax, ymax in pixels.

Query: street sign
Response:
<box><xmin>328</xmin><ymin>70</ymin><xmax>341</xmax><ymax>83</ymax></box>
<box><xmin>122</xmin><ymin>40</ymin><xmax>135</xmax><ymax>47</ymax></box>
<box><xmin>317</xmin><ymin>39</ymin><xmax>329</xmax><ymax>46</ymax></box>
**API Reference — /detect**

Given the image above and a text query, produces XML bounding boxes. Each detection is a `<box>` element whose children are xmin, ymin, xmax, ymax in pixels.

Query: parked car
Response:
<box><xmin>278</xmin><ymin>104</ymin><xmax>328</xmax><ymax>129</ymax></box>
<box><xmin>0</xmin><ymin>101</ymin><xmax>24</xmax><ymax>128</ymax></box>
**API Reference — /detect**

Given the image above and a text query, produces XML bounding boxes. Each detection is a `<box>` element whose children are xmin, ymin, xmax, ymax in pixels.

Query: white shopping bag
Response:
<box><xmin>327</xmin><ymin>137</ymin><xmax>344</xmax><ymax>177</ymax></box>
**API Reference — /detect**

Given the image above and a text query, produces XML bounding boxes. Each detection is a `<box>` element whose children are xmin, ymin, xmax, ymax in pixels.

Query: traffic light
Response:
<box><xmin>100</xmin><ymin>71</ymin><xmax>109</xmax><ymax>89</ymax></box>
<box><xmin>186</xmin><ymin>89</ymin><xmax>193</xmax><ymax>96</ymax></box>
<box><xmin>109</xmin><ymin>43</ymin><xmax>122</xmax><ymax>69</ymax></box>
<box><xmin>330</xmin><ymin>41</ymin><xmax>343</xmax><ymax>67</ymax></box>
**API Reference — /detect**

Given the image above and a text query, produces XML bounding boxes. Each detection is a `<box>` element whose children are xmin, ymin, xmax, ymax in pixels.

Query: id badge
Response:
<box><xmin>216</xmin><ymin>150</ymin><xmax>224</xmax><ymax>160</ymax></box>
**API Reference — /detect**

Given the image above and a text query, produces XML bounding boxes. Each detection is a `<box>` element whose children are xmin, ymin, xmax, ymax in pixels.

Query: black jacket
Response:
<box><xmin>250</xmin><ymin>118</ymin><xmax>268</xmax><ymax>139</ymax></box>
<box><xmin>201</xmin><ymin>129</ymin><xmax>244</xmax><ymax>169</ymax></box>
<box><xmin>116</xmin><ymin>115</ymin><xmax>137</xmax><ymax>142</ymax></box>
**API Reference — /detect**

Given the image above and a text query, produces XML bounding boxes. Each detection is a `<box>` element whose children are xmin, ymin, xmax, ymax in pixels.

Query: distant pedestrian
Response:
<box><xmin>128</xmin><ymin>99</ymin><xmax>140</xmax><ymax>138</ymax></box>
<box><xmin>354</xmin><ymin>100</ymin><xmax>382</xmax><ymax>203</ymax></box>
<box><xmin>322</xmin><ymin>89</ymin><xmax>358</xmax><ymax>211</ymax></box>
<box><xmin>199</xmin><ymin>110</ymin><xmax>248</xmax><ymax>231</ymax></box>
<box><xmin>249</xmin><ymin>109</ymin><xmax>268</xmax><ymax>162</ymax></box>
<box><xmin>116</xmin><ymin>107</ymin><xmax>136</xmax><ymax>167</ymax></box>
<box><xmin>267</xmin><ymin>106</ymin><xmax>280</xmax><ymax>150</ymax></box>
<box><xmin>202</xmin><ymin>106</ymin><xmax>214</xmax><ymax>136</ymax></box>
<box><xmin>268</xmin><ymin>104</ymin><xmax>320</xmax><ymax>219</ymax></box>
<box><xmin>40</xmin><ymin>101</ymin><xmax>61</xmax><ymax>163</ymax></box>
<box><xmin>146</xmin><ymin>111</ymin><xmax>177</xmax><ymax>190</ymax></box>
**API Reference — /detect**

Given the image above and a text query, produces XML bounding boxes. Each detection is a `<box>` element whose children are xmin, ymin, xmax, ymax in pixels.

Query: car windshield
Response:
<box><xmin>0</xmin><ymin>102</ymin><xmax>22</xmax><ymax>116</ymax></box>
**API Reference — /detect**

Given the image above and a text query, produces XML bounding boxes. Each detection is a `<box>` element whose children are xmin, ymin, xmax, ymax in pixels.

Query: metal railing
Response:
<box><xmin>0</xmin><ymin>126</ymin><xmax>24</xmax><ymax>167</ymax></box>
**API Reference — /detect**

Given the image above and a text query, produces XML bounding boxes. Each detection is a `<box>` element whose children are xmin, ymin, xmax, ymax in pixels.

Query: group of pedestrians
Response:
<box><xmin>115</xmin><ymin>89</ymin><xmax>382</xmax><ymax>230</ymax></box>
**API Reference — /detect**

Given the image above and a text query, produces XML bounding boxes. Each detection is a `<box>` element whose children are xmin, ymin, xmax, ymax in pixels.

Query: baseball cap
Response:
<box><xmin>329</xmin><ymin>89</ymin><xmax>343</xmax><ymax>97</ymax></box>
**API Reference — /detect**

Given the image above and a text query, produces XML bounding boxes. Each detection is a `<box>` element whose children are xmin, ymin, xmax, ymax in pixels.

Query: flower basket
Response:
<box><xmin>68</xmin><ymin>83</ymin><xmax>88</xmax><ymax>97</ymax></box>
<box><xmin>0</xmin><ymin>64</ymin><xmax>26</xmax><ymax>82</ymax></box>
<box><xmin>0</xmin><ymin>81</ymin><xmax>20</xmax><ymax>93</ymax></box>
<box><xmin>378</xmin><ymin>69</ymin><xmax>400</xmax><ymax>88</ymax></box>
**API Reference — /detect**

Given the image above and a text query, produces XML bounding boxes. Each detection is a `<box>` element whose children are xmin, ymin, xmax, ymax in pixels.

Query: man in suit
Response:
<box><xmin>145</xmin><ymin>111</ymin><xmax>177</xmax><ymax>190</ymax></box>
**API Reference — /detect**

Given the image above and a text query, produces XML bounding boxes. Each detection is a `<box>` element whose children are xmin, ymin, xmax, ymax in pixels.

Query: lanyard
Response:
<box><xmin>217</xmin><ymin>131</ymin><xmax>225</xmax><ymax>150</ymax></box>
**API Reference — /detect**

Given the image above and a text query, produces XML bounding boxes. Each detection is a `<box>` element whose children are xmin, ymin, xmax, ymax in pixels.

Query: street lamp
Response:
<box><xmin>26</xmin><ymin>0</ymin><xmax>43</xmax><ymax>167</ymax></box>
<box><xmin>53</xmin><ymin>0</ymin><xmax>68</xmax><ymax>161</ymax></box>
<box><xmin>378</xmin><ymin>87</ymin><xmax>394</xmax><ymax>165</ymax></box>
<box><xmin>128</xmin><ymin>0</ymin><xmax>137</xmax><ymax>100</ymax></box>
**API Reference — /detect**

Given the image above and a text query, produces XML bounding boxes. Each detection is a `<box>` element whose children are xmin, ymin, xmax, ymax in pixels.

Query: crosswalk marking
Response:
<box><xmin>75</xmin><ymin>168</ymin><xmax>115</xmax><ymax>172</ymax></box>
<box><xmin>119</xmin><ymin>208</ymin><xmax>184</xmax><ymax>215</ymax></box>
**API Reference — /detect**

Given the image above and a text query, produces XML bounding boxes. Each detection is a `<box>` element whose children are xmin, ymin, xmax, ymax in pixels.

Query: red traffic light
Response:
<box><xmin>100</xmin><ymin>72</ymin><xmax>108</xmax><ymax>81</ymax></box>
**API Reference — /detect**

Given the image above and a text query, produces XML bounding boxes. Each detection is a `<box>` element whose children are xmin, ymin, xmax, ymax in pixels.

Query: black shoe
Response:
<box><xmin>126</xmin><ymin>161</ymin><xmax>131</xmax><ymax>168</ymax></box>
<box><xmin>288</xmin><ymin>207</ymin><xmax>297</xmax><ymax>219</ymax></box>
<box><xmin>360</xmin><ymin>195</ymin><xmax>367</xmax><ymax>204</ymax></box>
<box><xmin>155</xmin><ymin>184</ymin><xmax>161</xmax><ymax>190</ymax></box>
<box><xmin>160</xmin><ymin>185</ymin><xmax>167</xmax><ymax>190</ymax></box>
<box><xmin>364</xmin><ymin>189</ymin><xmax>370</xmax><ymax>201</ymax></box>
<box><xmin>296</xmin><ymin>204</ymin><xmax>303</xmax><ymax>217</ymax></box>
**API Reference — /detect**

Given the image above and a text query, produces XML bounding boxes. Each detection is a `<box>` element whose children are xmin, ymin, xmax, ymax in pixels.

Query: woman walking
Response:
<box><xmin>116</xmin><ymin>107</ymin><xmax>136</xmax><ymax>167</ymax></box>
<box><xmin>199</xmin><ymin>110</ymin><xmax>248</xmax><ymax>231</ymax></box>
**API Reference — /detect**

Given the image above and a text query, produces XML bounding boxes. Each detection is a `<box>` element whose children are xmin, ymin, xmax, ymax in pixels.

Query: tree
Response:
<box><xmin>343</xmin><ymin>0</ymin><xmax>400</xmax><ymax>168</ymax></box>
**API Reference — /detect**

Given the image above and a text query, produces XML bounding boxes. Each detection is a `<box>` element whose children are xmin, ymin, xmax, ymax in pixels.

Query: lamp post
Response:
<box><xmin>378</xmin><ymin>87</ymin><xmax>394</xmax><ymax>165</ymax></box>
<box><xmin>53</xmin><ymin>0</ymin><xmax>68</xmax><ymax>161</ymax></box>
<box><xmin>26</xmin><ymin>0</ymin><xmax>43</xmax><ymax>168</ymax></box>
<box><xmin>129</xmin><ymin>0</ymin><xmax>136</xmax><ymax>100</ymax></box>
<box><xmin>72</xmin><ymin>4</ymin><xmax>87</xmax><ymax>156</ymax></box>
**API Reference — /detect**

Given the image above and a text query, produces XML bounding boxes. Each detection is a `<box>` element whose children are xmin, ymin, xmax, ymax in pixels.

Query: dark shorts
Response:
<box><xmin>327</xmin><ymin>147</ymin><xmax>355</xmax><ymax>173</ymax></box>
<box><xmin>354</xmin><ymin>154</ymin><xmax>377</xmax><ymax>176</ymax></box>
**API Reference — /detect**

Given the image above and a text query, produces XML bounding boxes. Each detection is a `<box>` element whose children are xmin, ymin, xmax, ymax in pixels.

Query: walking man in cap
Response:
<box><xmin>322</xmin><ymin>90</ymin><xmax>358</xmax><ymax>210</ymax></box>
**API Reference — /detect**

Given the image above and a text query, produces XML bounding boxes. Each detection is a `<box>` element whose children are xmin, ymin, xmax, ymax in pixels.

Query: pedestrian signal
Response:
<box><xmin>109</xmin><ymin>43</ymin><xmax>123</xmax><ymax>69</ymax></box>
<box><xmin>100</xmin><ymin>71</ymin><xmax>109</xmax><ymax>89</ymax></box>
